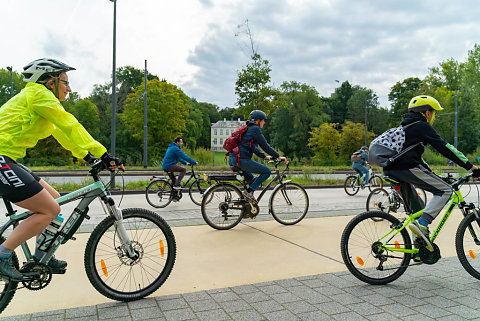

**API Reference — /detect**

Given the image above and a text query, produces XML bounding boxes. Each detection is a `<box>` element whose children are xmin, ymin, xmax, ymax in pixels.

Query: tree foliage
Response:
<box><xmin>308</xmin><ymin>123</ymin><xmax>341</xmax><ymax>164</ymax></box>
<box><xmin>122</xmin><ymin>79</ymin><xmax>191</xmax><ymax>159</ymax></box>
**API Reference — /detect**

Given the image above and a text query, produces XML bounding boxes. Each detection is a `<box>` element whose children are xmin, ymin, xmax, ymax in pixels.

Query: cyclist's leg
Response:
<box><xmin>3</xmin><ymin>189</ymin><xmax>60</xmax><ymax>250</ymax></box>
<box><xmin>229</xmin><ymin>156</ymin><xmax>254</xmax><ymax>184</ymax></box>
<box><xmin>238</xmin><ymin>159</ymin><xmax>271</xmax><ymax>191</ymax></box>
<box><xmin>164</xmin><ymin>165</ymin><xmax>185</xmax><ymax>186</ymax></box>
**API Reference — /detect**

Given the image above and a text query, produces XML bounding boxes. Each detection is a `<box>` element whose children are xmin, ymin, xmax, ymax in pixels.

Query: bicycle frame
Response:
<box><xmin>254</xmin><ymin>165</ymin><xmax>290</xmax><ymax>203</ymax></box>
<box><xmin>156</xmin><ymin>165</ymin><xmax>200</xmax><ymax>188</ymax></box>
<box><xmin>380</xmin><ymin>188</ymin><xmax>469</xmax><ymax>255</ymax></box>
<box><xmin>0</xmin><ymin>163</ymin><xmax>135</xmax><ymax>267</ymax></box>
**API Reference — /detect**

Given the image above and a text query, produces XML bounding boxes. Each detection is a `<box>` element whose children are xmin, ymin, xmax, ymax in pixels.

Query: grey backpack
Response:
<box><xmin>368</xmin><ymin>121</ymin><xmax>422</xmax><ymax>167</ymax></box>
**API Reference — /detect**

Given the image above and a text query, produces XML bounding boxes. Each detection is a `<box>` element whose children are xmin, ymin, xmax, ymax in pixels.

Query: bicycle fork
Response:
<box><xmin>104</xmin><ymin>198</ymin><xmax>137</xmax><ymax>260</ymax></box>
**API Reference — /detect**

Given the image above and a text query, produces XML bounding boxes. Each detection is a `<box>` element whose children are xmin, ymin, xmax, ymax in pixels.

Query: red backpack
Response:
<box><xmin>223</xmin><ymin>125</ymin><xmax>253</xmax><ymax>166</ymax></box>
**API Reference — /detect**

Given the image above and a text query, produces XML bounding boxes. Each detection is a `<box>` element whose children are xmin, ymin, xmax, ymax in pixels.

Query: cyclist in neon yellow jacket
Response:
<box><xmin>0</xmin><ymin>58</ymin><xmax>123</xmax><ymax>281</ymax></box>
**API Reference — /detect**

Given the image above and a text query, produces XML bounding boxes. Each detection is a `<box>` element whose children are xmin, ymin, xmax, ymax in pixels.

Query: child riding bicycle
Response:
<box><xmin>383</xmin><ymin>95</ymin><xmax>479</xmax><ymax>253</ymax></box>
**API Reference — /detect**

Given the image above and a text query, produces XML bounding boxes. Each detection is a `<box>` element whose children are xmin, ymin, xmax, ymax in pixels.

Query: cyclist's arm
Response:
<box><xmin>34</xmin><ymin>97</ymin><xmax>106</xmax><ymax>159</ymax></box>
<box><xmin>421</xmin><ymin>124</ymin><xmax>473</xmax><ymax>170</ymax></box>
<box><xmin>178</xmin><ymin>149</ymin><xmax>197</xmax><ymax>165</ymax></box>
<box><xmin>251</xmin><ymin>127</ymin><xmax>279</xmax><ymax>158</ymax></box>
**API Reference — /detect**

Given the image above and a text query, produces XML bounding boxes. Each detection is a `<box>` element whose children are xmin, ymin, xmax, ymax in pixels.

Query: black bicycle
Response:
<box><xmin>145</xmin><ymin>164</ymin><xmax>211</xmax><ymax>208</ymax></box>
<box><xmin>200</xmin><ymin>160</ymin><xmax>309</xmax><ymax>230</ymax></box>
<box><xmin>0</xmin><ymin>161</ymin><xmax>176</xmax><ymax>313</ymax></box>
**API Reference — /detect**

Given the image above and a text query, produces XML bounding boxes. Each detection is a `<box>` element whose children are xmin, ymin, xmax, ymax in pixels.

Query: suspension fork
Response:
<box><xmin>104</xmin><ymin>197</ymin><xmax>136</xmax><ymax>258</ymax></box>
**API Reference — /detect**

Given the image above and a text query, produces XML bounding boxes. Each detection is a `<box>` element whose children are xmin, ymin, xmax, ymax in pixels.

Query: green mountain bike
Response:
<box><xmin>0</xmin><ymin>161</ymin><xmax>176</xmax><ymax>314</ymax></box>
<box><xmin>341</xmin><ymin>172</ymin><xmax>480</xmax><ymax>285</ymax></box>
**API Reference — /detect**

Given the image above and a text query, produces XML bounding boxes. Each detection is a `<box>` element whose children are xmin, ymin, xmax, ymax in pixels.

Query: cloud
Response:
<box><xmin>183</xmin><ymin>0</ymin><xmax>480</xmax><ymax>108</ymax></box>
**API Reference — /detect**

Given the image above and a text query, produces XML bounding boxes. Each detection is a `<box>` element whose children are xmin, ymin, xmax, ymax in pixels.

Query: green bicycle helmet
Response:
<box><xmin>408</xmin><ymin>95</ymin><xmax>444</xmax><ymax>113</ymax></box>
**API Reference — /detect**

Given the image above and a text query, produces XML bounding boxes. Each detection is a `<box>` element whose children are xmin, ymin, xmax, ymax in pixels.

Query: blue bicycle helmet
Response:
<box><xmin>249</xmin><ymin>110</ymin><xmax>267</xmax><ymax>121</ymax></box>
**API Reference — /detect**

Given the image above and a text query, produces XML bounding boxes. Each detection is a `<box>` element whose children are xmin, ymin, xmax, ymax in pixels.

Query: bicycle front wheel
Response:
<box><xmin>368</xmin><ymin>175</ymin><xmax>383</xmax><ymax>191</ymax></box>
<box><xmin>146</xmin><ymin>179</ymin><xmax>173</xmax><ymax>208</ymax></box>
<box><xmin>189</xmin><ymin>179</ymin><xmax>212</xmax><ymax>206</ymax></box>
<box><xmin>0</xmin><ymin>237</ymin><xmax>19</xmax><ymax>314</ymax></box>
<box><xmin>366</xmin><ymin>188</ymin><xmax>391</xmax><ymax>213</ymax></box>
<box><xmin>456</xmin><ymin>213</ymin><xmax>480</xmax><ymax>280</ymax></box>
<box><xmin>201</xmin><ymin>183</ymin><xmax>245</xmax><ymax>230</ymax></box>
<box><xmin>344</xmin><ymin>176</ymin><xmax>360</xmax><ymax>196</ymax></box>
<box><xmin>341</xmin><ymin>211</ymin><xmax>412</xmax><ymax>285</ymax></box>
<box><xmin>84</xmin><ymin>208</ymin><xmax>176</xmax><ymax>301</ymax></box>
<box><xmin>270</xmin><ymin>182</ymin><xmax>309</xmax><ymax>225</ymax></box>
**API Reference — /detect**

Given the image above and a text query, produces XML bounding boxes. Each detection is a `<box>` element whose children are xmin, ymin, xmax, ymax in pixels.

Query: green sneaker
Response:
<box><xmin>409</xmin><ymin>220</ymin><xmax>433</xmax><ymax>252</ymax></box>
<box><xmin>0</xmin><ymin>253</ymin><xmax>23</xmax><ymax>281</ymax></box>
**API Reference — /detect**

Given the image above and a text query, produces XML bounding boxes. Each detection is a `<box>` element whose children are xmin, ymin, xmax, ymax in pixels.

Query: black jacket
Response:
<box><xmin>231</xmin><ymin>121</ymin><xmax>279</xmax><ymax>160</ymax></box>
<box><xmin>385</xmin><ymin>113</ymin><xmax>473</xmax><ymax>171</ymax></box>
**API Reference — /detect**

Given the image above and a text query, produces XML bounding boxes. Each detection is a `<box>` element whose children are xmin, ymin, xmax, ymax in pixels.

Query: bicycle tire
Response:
<box><xmin>415</xmin><ymin>187</ymin><xmax>427</xmax><ymax>205</ymax></box>
<box><xmin>368</xmin><ymin>175</ymin><xmax>383</xmax><ymax>192</ymax></box>
<box><xmin>270</xmin><ymin>182</ymin><xmax>309</xmax><ymax>225</ymax></box>
<box><xmin>145</xmin><ymin>179</ymin><xmax>173</xmax><ymax>208</ymax></box>
<box><xmin>201</xmin><ymin>183</ymin><xmax>245</xmax><ymax>230</ymax></box>
<box><xmin>341</xmin><ymin>211</ymin><xmax>412</xmax><ymax>285</ymax></box>
<box><xmin>0</xmin><ymin>237</ymin><xmax>19</xmax><ymax>314</ymax></box>
<box><xmin>344</xmin><ymin>176</ymin><xmax>360</xmax><ymax>196</ymax></box>
<box><xmin>84</xmin><ymin>208</ymin><xmax>176</xmax><ymax>301</ymax></box>
<box><xmin>189</xmin><ymin>179</ymin><xmax>212</xmax><ymax>206</ymax></box>
<box><xmin>366</xmin><ymin>188</ymin><xmax>391</xmax><ymax>213</ymax></box>
<box><xmin>456</xmin><ymin>213</ymin><xmax>480</xmax><ymax>280</ymax></box>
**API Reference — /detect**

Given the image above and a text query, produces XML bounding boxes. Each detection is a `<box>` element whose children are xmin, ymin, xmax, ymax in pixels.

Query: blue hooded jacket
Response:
<box><xmin>229</xmin><ymin>120</ymin><xmax>279</xmax><ymax>160</ymax></box>
<box><xmin>162</xmin><ymin>142</ymin><xmax>197</xmax><ymax>170</ymax></box>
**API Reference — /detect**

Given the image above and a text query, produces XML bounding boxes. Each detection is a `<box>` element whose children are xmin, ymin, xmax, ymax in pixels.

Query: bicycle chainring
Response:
<box><xmin>418</xmin><ymin>243</ymin><xmax>441</xmax><ymax>265</ymax></box>
<box><xmin>20</xmin><ymin>262</ymin><xmax>52</xmax><ymax>290</ymax></box>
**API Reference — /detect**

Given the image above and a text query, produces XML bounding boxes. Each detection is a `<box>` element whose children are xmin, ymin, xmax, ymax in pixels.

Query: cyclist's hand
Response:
<box><xmin>279</xmin><ymin>156</ymin><xmax>288</xmax><ymax>164</ymax></box>
<box><xmin>472</xmin><ymin>166</ymin><xmax>480</xmax><ymax>179</ymax></box>
<box><xmin>83</xmin><ymin>152</ymin><xmax>96</xmax><ymax>165</ymax></box>
<box><xmin>265</xmin><ymin>156</ymin><xmax>272</xmax><ymax>161</ymax></box>
<box><xmin>101</xmin><ymin>153</ymin><xmax>124</xmax><ymax>172</ymax></box>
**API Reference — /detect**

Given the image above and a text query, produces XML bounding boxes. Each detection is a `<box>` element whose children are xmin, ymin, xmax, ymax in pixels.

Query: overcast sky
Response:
<box><xmin>1</xmin><ymin>0</ymin><xmax>478</xmax><ymax>108</ymax></box>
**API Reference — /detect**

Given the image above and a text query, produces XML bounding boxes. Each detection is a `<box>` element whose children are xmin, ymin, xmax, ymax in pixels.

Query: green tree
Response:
<box><xmin>308</xmin><ymin>123</ymin><xmax>341</xmax><ymax>164</ymax></box>
<box><xmin>235</xmin><ymin>53</ymin><xmax>275</xmax><ymax>118</ymax></box>
<box><xmin>339</xmin><ymin>121</ymin><xmax>375</xmax><ymax>161</ymax></box>
<box><xmin>122</xmin><ymin>79</ymin><xmax>191</xmax><ymax>159</ymax></box>
<box><xmin>323</xmin><ymin>81</ymin><xmax>353</xmax><ymax>124</ymax></box>
<box><xmin>269</xmin><ymin>81</ymin><xmax>328</xmax><ymax>159</ymax></box>
<box><xmin>388</xmin><ymin>77</ymin><xmax>422</xmax><ymax>125</ymax></box>
<box><xmin>0</xmin><ymin>68</ymin><xmax>25</xmax><ymax>106</ymax></box>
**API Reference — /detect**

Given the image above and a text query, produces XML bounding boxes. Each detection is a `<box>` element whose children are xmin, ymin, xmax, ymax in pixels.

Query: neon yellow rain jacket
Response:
<box><xmin>0</xmin><ymin>82</ymin><xmax>106</xmax><ymax>160</ymax></box>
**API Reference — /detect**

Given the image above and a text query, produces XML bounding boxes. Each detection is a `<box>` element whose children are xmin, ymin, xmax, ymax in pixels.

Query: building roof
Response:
<box><xmin>211</xmin><ymin>118</ymin><xmax>245</xmax><ymax>128</ymax></box>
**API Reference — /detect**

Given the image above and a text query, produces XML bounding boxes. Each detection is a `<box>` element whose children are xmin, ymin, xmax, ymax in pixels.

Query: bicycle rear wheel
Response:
<box><xmin>344</xmin><ymin>176</ymin><xmax>360</xmax><ymax>196</ymax></box>
<box><xmin>341</xmin><ymin>211</ymin><xmax>412</xmax><ymax>285</ymax></box>
<box><xmin>201</xmin><ymin>183</ymin><xmax>245</xmax><ymax>230</ymax></box>
<box><xmin>0</xmin><ymin>237</ymin><xmax>19</xmax><ymax>314</ymax></box>
<box><xmin>368</xmin><ymin>175</ymin><xmax>383</xmax><ymax>191</ymax></box>
<box><xmin>146</xmin><ymin>179</ymin><xmax>173</xmax><ymax>208</ymax></box>
<box><xmin>84</xmin><ymin>208</ymin><xmax>176</xmax><ymax>301</ymax></box>
<box><xmin>189</xmin><ymin>179</ymin><xmax>212</xmax><ymax>206</ymax></box>
<box><xmin>456</xmin><ymin>213</ymin><xmax>480</xmax><ymax>280</ymax></box>
<box><xmin>270</xmin><ymin>182</ymin><xmax>309</xmax><ymax>225</ymax></box>
<box><xmin>366</xmin><ymin>188</ymin><xmax>391</xmax><ymax>213</ymax></box>
<box><xmin>415</xmin><ymin>187</ymin><xmax>427</xmax><ymax>205</ymax></box>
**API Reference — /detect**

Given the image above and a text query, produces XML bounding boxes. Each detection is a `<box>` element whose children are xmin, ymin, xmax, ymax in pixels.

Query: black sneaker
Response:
<box><xmin>34</xmin><ymin>255</ymin><xmax>67</xmax><ymax>271</ymax></box>
<box><xmin>0</xmin><ymin>253</ymin><xmax>23</xmax><ymax>281</ymax></box>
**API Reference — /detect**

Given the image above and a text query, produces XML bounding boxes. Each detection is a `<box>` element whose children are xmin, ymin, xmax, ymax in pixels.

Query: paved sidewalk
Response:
<box><xmin>2</xmin><ymin>256</ymin><xmax>480</xmax><ymax>321</ymax></box>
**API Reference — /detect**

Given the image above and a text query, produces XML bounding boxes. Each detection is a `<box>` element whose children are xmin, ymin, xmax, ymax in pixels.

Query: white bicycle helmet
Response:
<box><xmin>22</xmin><ymin>58</ymin><xmax>75</xmax><ymax>83</ymax></box>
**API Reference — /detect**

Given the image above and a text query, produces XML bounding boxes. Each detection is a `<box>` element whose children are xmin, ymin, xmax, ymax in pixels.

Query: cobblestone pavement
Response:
<box><xmin>3</xmin><ymin>256</ymin><xmax>480</xmax><ymax>321</ymax></box>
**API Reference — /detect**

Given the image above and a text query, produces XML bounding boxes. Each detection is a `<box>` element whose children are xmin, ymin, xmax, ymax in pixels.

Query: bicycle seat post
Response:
<box><xmin>3</xmin><ymin>198</ymin><xmax>16</xmax><ymax>216</ymax></box>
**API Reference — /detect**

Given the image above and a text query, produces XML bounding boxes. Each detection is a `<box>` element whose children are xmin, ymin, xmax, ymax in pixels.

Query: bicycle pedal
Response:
<box><xmin>50</xmin><ymin>268</ymin><xmax>66</xmax><ymax>275</ymax></box>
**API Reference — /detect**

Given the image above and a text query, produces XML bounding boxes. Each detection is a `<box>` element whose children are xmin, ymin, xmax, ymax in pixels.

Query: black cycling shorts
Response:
<box><xmin>0</xmin><ymin>155</ymin><xmax>43</xmax><ymax>203</ymax></box>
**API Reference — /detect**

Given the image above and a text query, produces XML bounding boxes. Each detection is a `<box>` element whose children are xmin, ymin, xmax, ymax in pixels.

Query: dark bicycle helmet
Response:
<box><xmin>22</xmin><ymin>58</ymin><xmax>75</xmax><ymax>83</ymax></box>
<box><xmin>249</xmin><ymin>110</ymin><xmax>267</xmax><ymax>121</ymax></box>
